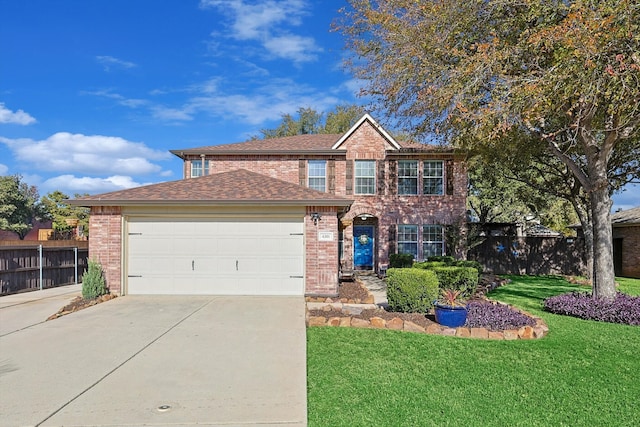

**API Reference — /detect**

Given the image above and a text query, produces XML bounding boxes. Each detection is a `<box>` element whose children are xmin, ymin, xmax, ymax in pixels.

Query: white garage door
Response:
<box><xmin>126</xmin><ymin>217</ymin><xmax>304</xmax><ymax>295</ymax></box>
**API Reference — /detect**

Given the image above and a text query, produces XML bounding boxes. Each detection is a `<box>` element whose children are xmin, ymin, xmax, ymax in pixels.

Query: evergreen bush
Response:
<box><xmin>389</xmin><ymin>253</ymin><xmax>414</xmax><ymax>268</ymax></box>
<box><xmin>82</xmin><ymin>259</ymin><xmax>108</xmax><ymax>300</ymax></box>
<box><xmin>431</xmin><ymin>266</ymin><xmax>479</xmax><ymax>296</ymax></box>
<box><xmin>386</xmin><ymin>268</ymin><xmax>439</xmax><ymax>313</ymax></box>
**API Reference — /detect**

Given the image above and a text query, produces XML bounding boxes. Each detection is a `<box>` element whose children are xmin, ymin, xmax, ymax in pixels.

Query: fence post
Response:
<box><xmin>74</xmin><ymin>247</ymin><xmax>78</xmax><ymax>285</ymax></box>
<box><xmin>39</xmin><ymin>244</ymin><xmax>43</xmax><ymax>291</ymax></box>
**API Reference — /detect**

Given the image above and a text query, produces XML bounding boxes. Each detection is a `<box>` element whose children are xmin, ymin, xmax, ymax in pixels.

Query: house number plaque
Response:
<box><xmin>318</xmin><ymin>231</ymin><xmax>334</xmax><ymax>241</ymax></box>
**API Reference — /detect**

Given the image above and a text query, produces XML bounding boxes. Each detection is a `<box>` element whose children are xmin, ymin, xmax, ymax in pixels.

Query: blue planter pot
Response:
<box><xmin>434</xmin><ymin>303</ymin><xmax>468</xmax><ymax>328</ymax></box>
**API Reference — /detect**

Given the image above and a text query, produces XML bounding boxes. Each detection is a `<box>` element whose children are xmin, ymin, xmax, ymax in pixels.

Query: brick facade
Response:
<box><xmin>88</xmin><ymin>206</ymin><xmax>122</xmax><ymax>294</ymax></box>
<box><xmin>84</xmin><ymin>115</ymin><xmax>468</xmax><ymax>296</ymax></box>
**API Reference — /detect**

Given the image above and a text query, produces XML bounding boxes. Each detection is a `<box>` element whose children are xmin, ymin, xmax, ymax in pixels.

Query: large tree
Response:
<box><xmin>337</xmin><ymin>0</ymin><xmax>640</xmax><ymax>298</ymax></box>
<box><xmin>0</xmin><ymin>175</ymin><xmax>44</xmax><ymax>239</ymax></box>
<box><xmin>40</xmin><ymin>191</ymin><xmax>90</xmax><ymax>238</ymax></box>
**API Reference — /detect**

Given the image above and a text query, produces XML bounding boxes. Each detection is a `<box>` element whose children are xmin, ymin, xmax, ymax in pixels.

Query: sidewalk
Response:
<box><xmin>0</xmin><ymin>284</ymin><xmax>81</xmax><ymax>336</ymax></box>
<box><xmin>355</xmin><ymin>272</ymin><xmax>388</xmax><ymax>307</ymax></box>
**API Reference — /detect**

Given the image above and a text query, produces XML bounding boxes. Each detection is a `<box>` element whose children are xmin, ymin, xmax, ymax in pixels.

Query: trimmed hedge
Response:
<box><xmin>413</xmin><ymin>261</ymin><xmax>447</xmax><ymax>270</ymax></box>
<box><xmin>427</xmin><ymin>255</ymin><xmax>455</xmax><ymax>264</ymax></box>
<box><xmin>386</xmin><ymin>268</ymin><xmax>439</xmax><ymax>313</ymax></box>
<box><xmin>431</xmin><ymin>266</ymin><xmax>479</xmax><ymax>296</ymax></box>
<box><xmin>389</xmin><ymin>253</ymin><xmax>414</xmax><ymax>268</ymax></box>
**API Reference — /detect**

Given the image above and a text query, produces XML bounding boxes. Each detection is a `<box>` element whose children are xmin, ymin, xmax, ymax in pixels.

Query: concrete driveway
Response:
<box><xmin>0</xmin><ymin>292</ymin><xmax>307</xmax><ymax>426</ymax></box>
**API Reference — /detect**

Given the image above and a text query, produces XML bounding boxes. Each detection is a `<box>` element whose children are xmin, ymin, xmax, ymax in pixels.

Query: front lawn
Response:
<box><xmin>307</xmin><ymin>276</ymin><xmax>640</xmax><ymax>426</ymax></box>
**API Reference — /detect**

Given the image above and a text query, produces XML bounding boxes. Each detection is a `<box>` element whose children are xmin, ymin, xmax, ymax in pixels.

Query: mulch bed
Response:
<box><xmin>308</xmin><ymin>274</ymin><xmax>516</xmax><ymax>330</ymax></box>
<box><xmin>47</xmin><ymin>294</ymin><xmax>117</xmax><ymax>320</ymax></box>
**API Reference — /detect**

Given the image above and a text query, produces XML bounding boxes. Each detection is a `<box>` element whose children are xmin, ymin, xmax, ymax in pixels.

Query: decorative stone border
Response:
<box><xmin>305</xmin><ymin>302</ymin><xmax>549</xmax><ymax>340</ymax></box>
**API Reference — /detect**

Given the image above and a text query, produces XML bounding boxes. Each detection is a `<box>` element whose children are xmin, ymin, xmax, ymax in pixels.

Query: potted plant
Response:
<box><xmin>433</xmin><ymin>288</ymin><xmax>468</xmax><ymax>327</ymax></box>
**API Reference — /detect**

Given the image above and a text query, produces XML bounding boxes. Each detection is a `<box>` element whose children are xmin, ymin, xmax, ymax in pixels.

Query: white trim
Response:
<box><xmin>331</xmin><ymin>113</ymin><xmax>401</xmax><ymax>150</ymax></box>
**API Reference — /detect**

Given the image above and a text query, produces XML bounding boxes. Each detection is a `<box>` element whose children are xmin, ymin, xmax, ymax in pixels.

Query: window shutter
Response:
<box><xmin>328</xmin><ymin>159</ymin><xmax>336</xmax><ymax>194</ymax></box>
<box><xmin>446</xmin><ymin>159</ymin><xmax>454</xmax><ymax>195</ymax></box>
<box><xmin>299</xmin><ymin>159</ymin><xmax>306</xmax><ymax>187</ymax></box>
<box><xmin>345</xmin><ymin>160</ymin><xmax>353</xmax><ymax>195</ymax></box>
<box><xmin>377</xmin><ymin>160</ymin><xmax>385</xmax><ymax>195</ymax></box>
<box><xmin>388</xmin><ymin>160</ymin><xmax>397</xmax><ymax>195</ymax></box>
<box><xmin>388</xmin><ymin>224</ymin><xmax>397</xmax><ymax>255</ymax></box>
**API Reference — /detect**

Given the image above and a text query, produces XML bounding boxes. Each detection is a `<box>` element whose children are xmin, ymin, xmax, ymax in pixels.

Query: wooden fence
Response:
<box><xmin>469</xmin><ymin>236</ymin><xmax>586</xmax><ymax>276</ymax></box>
<box><xmin>0</xmin><ymin>243</ymin><xmax>89</xmax><ymax>295</ymax></box>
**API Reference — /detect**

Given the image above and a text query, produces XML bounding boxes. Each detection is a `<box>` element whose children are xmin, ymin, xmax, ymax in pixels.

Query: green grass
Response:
<box><xmin>307</xmin><ymin>275</ymin><xmax>640</xmax><ymax>426</ymax></box>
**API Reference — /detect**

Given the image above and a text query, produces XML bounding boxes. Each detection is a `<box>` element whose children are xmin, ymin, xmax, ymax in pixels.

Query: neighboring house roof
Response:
<box><xmin>611</xmin><ymin>206</ymin><xmax>640</xmax><ymax>226</ymax></box>
<box><xmin>69</xmin><ymin>169</ymin><xmax>353</xmax><ymax>207</ymax></box>
<box><xmin>526</xmin><ymin>224</ymin><xmax>562</xmax><ymax>237</ymax></box>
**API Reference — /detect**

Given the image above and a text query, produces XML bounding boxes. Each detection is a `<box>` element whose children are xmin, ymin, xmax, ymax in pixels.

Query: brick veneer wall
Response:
<box><xmin>305</xmin><ymin>206</ymin><xmax>340</xmax><ymax>296</ymax></box>
<box><xmin>614</xmin><ymin>225</ymin><xmax>640</xmax><ymax>278</ymax></box>
<box><xmin>88</xmin><ymin>206</ymin><xmax>122</xmax><ymax>294</ymax></box>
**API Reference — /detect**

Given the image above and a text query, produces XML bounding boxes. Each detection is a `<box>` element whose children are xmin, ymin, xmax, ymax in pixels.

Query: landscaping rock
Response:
<box><xmin>404</xmin><ymin>321</ymin><xmax>425</xmax><ymax>333</ymax></box>
<box><xmin>387</xmin><ymin>317</ymin><xmax>404</xmax><ymax>330</ymax></box>
<box><xmin>470</xmin><ymin>327</ymin><xmax>489</xmax><ymax>339</ymax></box>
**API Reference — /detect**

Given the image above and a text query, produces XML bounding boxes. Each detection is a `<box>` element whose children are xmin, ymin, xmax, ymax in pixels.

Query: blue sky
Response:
<box><xmin>0</xmin><ymin>0</ymin><xmax>637</xmax><ymax>211</ymax></box>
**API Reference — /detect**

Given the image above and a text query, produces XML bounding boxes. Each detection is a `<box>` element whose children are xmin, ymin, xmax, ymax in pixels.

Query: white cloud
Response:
<box><xmin>96</xmin><ymin>55</ymin><xmax>137</xmax><ymax>71</ymax></box>
<box><xmin>186</xmin><ymin>78</ymin><xmax>340</xmax><ymax>124</ymax></box>
<box><xmin>0</xmin><ymin>163</ymin><xmax>8</xmax><ymax>175</ymax></box>
<box><xmin>82</xmin><ymin>89</ymin><xmax>148</xmax><ymax>108</ymax></box>
<box><xmin>0</xmin><ymin>133</ymin><xmax>170</xmax><ymax>176</ymax></box>
<box><xmin>42</xmin><ymin>174</ymin><xmax>151</xmax><ymax>194</ymax></box>
<box><xmin>151</xmin><ymin>106</ymin><xmax>194</xmax><ymax>122</ymax></box>
<box><xmin>200</xmin><ymin>0</ymin><xmax>321</xmax><ymax>63</ymax></box>
<box><xmin>0</xmin><ymin>103</ymin><xmax>37</xmax><ymax>125</ymax></box>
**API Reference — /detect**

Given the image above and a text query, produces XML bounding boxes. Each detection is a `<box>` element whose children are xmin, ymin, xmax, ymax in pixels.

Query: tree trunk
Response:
<box><xmin>571</xmin><ymin>198</ymin><xmax>592</xmax><ymax>280</ymax></box>
<box><xmin>590</xmin><ymin>186</ymin><xmax>616</xmax><ymax>299</ymax></box>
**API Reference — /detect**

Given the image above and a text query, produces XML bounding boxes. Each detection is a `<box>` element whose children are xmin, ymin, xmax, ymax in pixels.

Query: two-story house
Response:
<box><xmin>73</xmin><ymin>114</ymin><xmax>467</xmax><ymax>297</ymax></box>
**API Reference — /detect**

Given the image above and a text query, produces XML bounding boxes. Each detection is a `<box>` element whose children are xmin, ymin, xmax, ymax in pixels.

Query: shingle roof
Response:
<box><xmin>170</xmin><ymin>133</ymin><xmax>448</xmax><ymax>158</ymax></box>
<box><xmin>171</xmin><ymin>134</ymin><xmax>343</xmax><ymax>157</ymax></box>
<box><xmin>70</xmin><ymin>169</ymin><xmax>353</xmax><ymax>207</ymax></box>
<box><xmin>611</xmin><ymin>206</ymin><xmax>640</xmax><ymax>225</ymax></box>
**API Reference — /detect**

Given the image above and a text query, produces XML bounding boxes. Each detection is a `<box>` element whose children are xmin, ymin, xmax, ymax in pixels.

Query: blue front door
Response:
<box><xmin>354</xmin><ymin>226</ymin><xmax>374</xmax><ymax>269</ymax></box>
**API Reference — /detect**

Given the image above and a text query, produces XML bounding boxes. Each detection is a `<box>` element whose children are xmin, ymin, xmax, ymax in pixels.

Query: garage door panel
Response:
<box><xmin>127</xmin><ymin>218</ymin><xmax>304</xmax><ymax>295</ymax></box>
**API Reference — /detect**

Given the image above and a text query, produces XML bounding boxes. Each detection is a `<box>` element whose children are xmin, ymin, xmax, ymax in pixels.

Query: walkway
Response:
<box><xmin>355</xmin><ymin>272</ymin><xmax>388</xmax><ymax>307</ymax></box>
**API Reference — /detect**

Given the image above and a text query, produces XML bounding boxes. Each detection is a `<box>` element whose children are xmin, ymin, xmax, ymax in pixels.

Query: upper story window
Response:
<box><xmin>308</xmin><ymin>160</ymin><xmax>326</xmax><ymax>192</ymax></box>
<box><xmin>423</xmin><ymin>160</ymin><xmax>444</xmax><ymax>195</ymax></box>
<box><xmin>355</xmin><ymin>160</ymin><xmax>376</xmax><ymax>195</ymax></box>
<box><xmin>398</xmin><ymin>160</ymin><xmax>418</xmax><ymax>195</ymax></box>
<box><xmin>191</xmin><ymin>159</ymin><xmax>210</xmax><ymax>177</ymax></box>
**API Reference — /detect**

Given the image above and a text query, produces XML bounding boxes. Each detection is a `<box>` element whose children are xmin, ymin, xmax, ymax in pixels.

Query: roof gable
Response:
<box><xmin>331</xmin><ymin>113</ymin><xmax>401</xmax><ymax>150</ymax></box>
<box><xmin>70</xmin><ymin>169</ymin><xmax>353</xmax><ymax>207</ymax></box>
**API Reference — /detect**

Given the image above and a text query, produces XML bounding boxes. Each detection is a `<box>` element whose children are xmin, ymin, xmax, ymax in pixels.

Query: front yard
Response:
<box><xmin>307</xmin><ymin>276</ymin><xmax>640</xmax><ymax>426</ymax></box>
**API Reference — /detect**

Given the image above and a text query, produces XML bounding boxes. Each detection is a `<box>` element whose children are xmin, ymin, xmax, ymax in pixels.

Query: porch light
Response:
<box><xmin>311</xmin><ymin>212</ymin><xmax>322</xmax><ymax>225</ymax></box>
<box><xmin>359</xmin><ymin>214</ymin><xmax>373</xmax><ymax>220</ymax></box>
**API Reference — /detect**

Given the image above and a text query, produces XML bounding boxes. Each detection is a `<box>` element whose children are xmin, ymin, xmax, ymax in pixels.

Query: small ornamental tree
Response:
<box><xmin>82</xmin><ymin>259</ymin><xmax>108</xmax><ymax>300</ymax></box>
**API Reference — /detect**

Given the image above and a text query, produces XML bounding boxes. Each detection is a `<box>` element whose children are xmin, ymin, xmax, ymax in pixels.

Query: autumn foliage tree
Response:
<box><xmin>337</xmin><ymin>0</ymin><xmax>640</xmax><ymax>298</ymax></box>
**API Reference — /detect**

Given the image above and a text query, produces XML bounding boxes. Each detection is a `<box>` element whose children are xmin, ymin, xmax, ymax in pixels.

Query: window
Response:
<box><xmin>398</xmin><ymin>160</ymin><xmax>418</xmax><ymax>195</ymax></box>
<box><xmin>397</xmin><ymin>225</ymin><xmax>418</xmax><ymax>259</ymax></box>
<box><xmin>355</xmin><ymin>160</ymin><xmax>376</xmax><ymax>195</ymax></box>
<box><xmin>191</xmin><ymin>159</ymin><xmax>210</xmax><ymax>177</ymax></box>
<box><xmin>423</xmin><ymin>225</ymin><xmax>444</xmax><ymax>258</ymax></box>
<box><xmin>308</xmin><ymin>160</ymin><xmax>326</xmax><ymax>192</ymax></box>
<box><xmin>423</xmin><ymin>160</ymin><xmax>444</xmax><ymax>195</ymax></box>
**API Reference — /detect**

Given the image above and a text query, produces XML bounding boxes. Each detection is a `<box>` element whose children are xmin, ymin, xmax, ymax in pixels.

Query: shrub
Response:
<box><xmin>431</xmin><ymin>266</ymin><xmax>479</xmax><ymax>296</ymax></box>
<box><xmin>386</xmin><ymin>268</ymin><xmax>439</xmax><ymax>313</ymax></box>
<box><xmin>82</xmin><ymin>259</ymin><xmax>108</xmax><ymax>300</ymax></box>
<box><xmin>427</xmin><ymin>255</ymin><xmax>455</xmax><ymax>264</ymax></box>
<box><xmin>389</xmin><ymin>253</ymin><xmax>414</xmax><ymax>268</ymax></box>
<box><xmin>543</xmin><ymin>292</ymin><xmax>640</xmax><ymax>326</ymax></box>
<box><xmin>465</xmin><ymin>301</ymin><xmax>536</xmax><ymax>331</ymax></box>
<box><xmin>451</xmin><ymin>260</ymin><xmax>483</xmax><ymax>274</ymax></box>
<box><xmin>413</xmin><ymin>261</ymin><xmax>447</xmax><ymax>270</ymax></box>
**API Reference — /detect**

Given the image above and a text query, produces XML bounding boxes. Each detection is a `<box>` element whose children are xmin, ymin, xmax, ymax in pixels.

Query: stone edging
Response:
<box><xmin>305</xmin><ymin>301</ymin><xmax>549</xmax><ymax>340</ymax></box>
